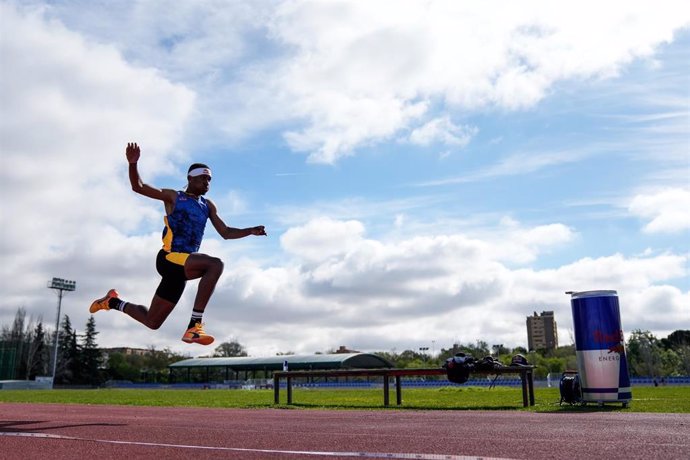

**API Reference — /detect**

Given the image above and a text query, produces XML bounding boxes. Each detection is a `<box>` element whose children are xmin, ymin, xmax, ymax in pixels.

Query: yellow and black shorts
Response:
<box><xmin>155</xmin><ymin>249</ymin><xmax>189</xmax><ymax>303</ymax></box>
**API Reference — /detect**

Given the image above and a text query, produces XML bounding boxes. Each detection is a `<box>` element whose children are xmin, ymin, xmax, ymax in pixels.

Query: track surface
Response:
<box><xmin>1</xmin><ymin>403</ymin><xmax>688</xmax><ymax>459</ymax></box>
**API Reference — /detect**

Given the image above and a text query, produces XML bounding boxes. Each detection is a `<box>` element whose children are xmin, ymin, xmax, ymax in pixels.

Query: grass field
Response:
<box><xmin>1</xmin><ymin>386</ymin><xmax>688</xmax><ymax>413</ymax></box>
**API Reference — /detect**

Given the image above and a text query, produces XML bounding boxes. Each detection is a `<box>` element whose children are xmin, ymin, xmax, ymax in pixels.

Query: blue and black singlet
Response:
<box><xmin>162</xmin><ymin>191</ymin><xmax>210</xmax><ymax>259</ymax></box>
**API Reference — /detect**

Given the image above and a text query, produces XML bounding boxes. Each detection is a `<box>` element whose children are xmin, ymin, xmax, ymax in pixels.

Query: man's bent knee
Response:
<box><xmin>199</xmin><ymin>256</ymin><xmax>224</xmax><ymax>277</ymax></box>
<box><xmin>211</xmin><ymin>257</ymin><xmax>224</xmax><ymax>273</ymax></box>
<box><xmin>146</xmin><ymin>319</ymin><xmax>165</xmax><ymax>330</ymax></box>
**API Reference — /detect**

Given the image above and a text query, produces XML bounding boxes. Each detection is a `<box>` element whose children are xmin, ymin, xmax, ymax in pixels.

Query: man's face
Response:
<box><xmin>187</xmin><ymin>174</ymin><xmax>211</xmax><ymax>195</ymax></box>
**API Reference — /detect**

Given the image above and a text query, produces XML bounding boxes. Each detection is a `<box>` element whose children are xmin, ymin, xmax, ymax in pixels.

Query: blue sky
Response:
<box><xmin>1</xmin><ymin>1</ymin><xmax>688</xmax><ymax>357</ymax></box>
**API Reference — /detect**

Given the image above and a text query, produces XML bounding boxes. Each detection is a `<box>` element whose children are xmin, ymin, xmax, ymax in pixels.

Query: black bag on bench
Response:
<box><xmin>443</xmin><ymin>353</ymin><xmax>475</xmax><ymax>384</ymax></box>
<box><xmin>474</xmin><ymin>355</ymin><xmax>505</xmax><ymax>372</ymax></box>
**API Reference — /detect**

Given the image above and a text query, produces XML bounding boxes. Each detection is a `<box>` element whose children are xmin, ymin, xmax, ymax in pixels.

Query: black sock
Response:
<box><xmin>108</xmin><ymin>298</ymin><xmax>126</xmax><ymax>311</ymax></box>
<box><xmin>188</xmin><ymin>310</ymin><xmax>203</xmax><ymax>329</ymax></box>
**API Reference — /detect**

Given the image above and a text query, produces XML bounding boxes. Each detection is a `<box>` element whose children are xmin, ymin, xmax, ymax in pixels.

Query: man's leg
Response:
<box><xmin>88</xmin><ymin>252</ymin><xmax>222</xmax><ymax>345</ymax></box>
<box><xmin>121</xmin><ymin>295</ymin><xmax>176</xmax><ymax>330</ymax></box>
<box><xmin>184</xmin><ymin>253</ymin><xmax>224</xmax><ymax>315</ymax></box>
<box><xmin>89</xmin><ymin>250</ymin><xmax>183</xmax><ymax>330</ymax></box>
<box><xmin>90</xmin><ymin>290</ymin><xmax>176</xmax><ymax>330</ymax></box>
<box><xmin>172</xmin><ymin>253</ymin><xmax>224</xmax><ymax>345</ymax></box>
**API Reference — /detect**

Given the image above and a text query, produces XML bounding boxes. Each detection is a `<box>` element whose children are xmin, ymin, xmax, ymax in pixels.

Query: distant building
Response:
<box><xmin>526</xmin><ymin>311</ymin><xmax>558</xmax><ymax>351</ymax></box>
<box><xmin>335</xmin><ymin>345</ymin><xmax>360</xmax><ymax>354</ymax></box>
<box><xmin>99</xmin><ymin>347</ymin><xmax>153</xmax><ymax>367</ymax></box>
<box><xmin>101</xmin><ymin>347</ymin><xmax>151</xmax><ymax>357</ymax></box>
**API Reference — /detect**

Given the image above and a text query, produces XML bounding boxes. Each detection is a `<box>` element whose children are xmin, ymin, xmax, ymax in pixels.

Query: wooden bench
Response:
<box><xmin>273</xmin><ymin>366</ymin><xmax>536</xmax><ymax>407</ymax></box>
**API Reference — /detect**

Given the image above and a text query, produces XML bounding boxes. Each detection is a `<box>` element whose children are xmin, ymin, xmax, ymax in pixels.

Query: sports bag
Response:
<box><xmin>510</xmin><ymin>354</ymin><xmax>529</xmax><ymax>366</ymax></box>
<box><xmin>443</xmin><ymin>353</ymin><xmax>475</xmax><ymax>384</ymax></box>
<box><xmin>559</xmin><ymin>371</ymin><xmax>582</xmax><ymax>405</ymax></box>
<box><xmin>474</xmin><ymin>355</ymin><xmax>505</xmax><ymax>372</ymax></box>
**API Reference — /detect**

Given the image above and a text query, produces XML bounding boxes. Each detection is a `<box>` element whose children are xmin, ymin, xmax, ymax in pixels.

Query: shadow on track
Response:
<box><xmin>0</xmin><ymin>420</ymin><xmax>125</xmax><ymax>432</ymax></box>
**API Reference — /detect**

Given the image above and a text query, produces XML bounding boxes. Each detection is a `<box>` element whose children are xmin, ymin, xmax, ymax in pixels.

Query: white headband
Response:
<box><xmin>188</xmin><ymin>167</ymin><xmax>212</xmax><ymax>178</ymax></box>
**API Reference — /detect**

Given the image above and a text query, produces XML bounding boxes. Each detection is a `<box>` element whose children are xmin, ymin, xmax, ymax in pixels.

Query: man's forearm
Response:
<box><xmin>129</xmin><ymin>162</ymin><xmax>145</xmax><ymax>193</ymax></box>
<box><xmin>223</xmin><ymin>227</ymin><xmax>264</xmax><ymax>239</ymax></box>
<box><xmin>223</xmin><ymin>227</ymin><xmax>252</xmax><ymax>239</ymax></box>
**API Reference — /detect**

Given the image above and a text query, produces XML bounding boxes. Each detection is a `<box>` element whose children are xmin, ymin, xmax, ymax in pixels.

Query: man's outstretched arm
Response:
<box><xmin>208</xmin><ymin>200</ymin><xmax>267</xmax><ymax>239</ymax></box>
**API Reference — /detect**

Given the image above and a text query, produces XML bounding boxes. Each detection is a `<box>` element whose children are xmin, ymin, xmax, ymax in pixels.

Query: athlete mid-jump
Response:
<box><xmin>89</xmin><ymin>142</ymin><xmax>266</xmax><ymax>345</ymax></box>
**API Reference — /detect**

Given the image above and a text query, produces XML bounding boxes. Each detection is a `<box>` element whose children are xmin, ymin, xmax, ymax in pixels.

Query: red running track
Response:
<box><xmin>1</xmin><ymin>403</ymin><xmax>688</xmax><ymax>459</ymax></box>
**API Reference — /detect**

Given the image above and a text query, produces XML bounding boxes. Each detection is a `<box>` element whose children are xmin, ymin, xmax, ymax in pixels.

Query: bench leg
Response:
<box><xmin>383</xmin><ymin>376</ymin><xmax>390</xmax><ymax>406</ymax></box>
<box><xmin>520</xmin><ymin>372</ymin><xmax>528</xmax><ymax>407</ymax></box>
<box><xmin>528</xmin><ymin>370</ymin><xmax>535</xmax><ymax>406</ymax></box>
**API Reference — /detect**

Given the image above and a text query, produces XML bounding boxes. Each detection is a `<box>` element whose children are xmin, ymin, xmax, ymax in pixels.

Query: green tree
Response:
<box><xmin>213</xmin><ymin>340</ymin><xmax>248</xmax><ymax>357</ymax></box>
<box><xmin>102</xmin><ymin>346</ymin><xmax>189</xmax><ymax>384</ymax></box>
<box><xmin>80</xmin><ymin>316</ymin><xmax>102</xmax><ymax>385</ymax></box>
<box><xmin>26</xmin><ymin>321</ymin><xmax>50</xmax><ymax>379</ymax></box>
<box><xmin>54</xmin><ymin>315</ymin><xmax>80</xmax><ymax>384</ymax></box>
<box><xmin>68</xmin><ymin>329</ymin><xmax>82</xmax><ymax>383</ymax></box>
<box><xmin>625</xmin><ymin>331</ymin><xmax>689</xmax><ymax>377</ymax></box>
<box><xmin>438</xmin><ymin>341</ymin><xmax>490</xmax><ymax>362</ymax></box>
<box><xmin>1</xmin><ymin>308</ymin><xmax>28</xmax><ymax>379</ymax></box>
<box><xmin>140</xmin><ymin>347</ymin><xmax>188</xmax><ymax>383</ymax></box>
<box><xmin>626</xmin><ymin>329</ymin><xmax>663</xmax><ymax>377</ymax></box>
<box><xmin>105</xmin><ymin>352</ymin><xmax>141</xmax><ymax>382</ymax></box>
<box><xmin>396</xmin><ymin>349</ymin><xmax>426</xmax><ymax>368</ymax></box>
<box><xmin>372</xmin><ymin>350</ymin><xmax>399</xmax><ymax>366</ymax></box>
<box><xmin>492</xmin><ymin>344</ymin><xmax>511</xmax><ymax>358</ymax></box>
<box><xmin>542</xmin><ymin>357</ymin><xmax>567</xmax><ymax>375</ymax></box>
<box><xmin>659</xmin><ymin>348</ymin><xmax>681</xmax><ymax>377</ymax></box>
<box><xmin>676</xmin><ymin>346</ymin><xmax>690</xmax><ymax>375</ymax></box>
<box><xmin>0</xmin><ymin>308</ymin><xmax>53</xmax><ymax>380</ymax></box>
<box><xmin>661</xmin><ymin>330</ymin><xmax>690</xmax><ymax>350</ymax></box>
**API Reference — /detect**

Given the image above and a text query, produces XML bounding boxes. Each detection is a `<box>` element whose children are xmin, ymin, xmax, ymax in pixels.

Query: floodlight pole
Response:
<box><xmin>48</xmin><ymin>277</ymin><xmax>76</xmax><ymax>388</ymax></box>
<box><xmin>492</xmin><ymin>344</ymin><xmax>503</xmax><ymax>359</ymax></box>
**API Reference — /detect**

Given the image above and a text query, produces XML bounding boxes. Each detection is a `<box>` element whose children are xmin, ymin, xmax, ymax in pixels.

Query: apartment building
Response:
<box><xmin>526</xmin><ymin>310</ymin><xmax>558</xmax><ymax>351</ymax></box>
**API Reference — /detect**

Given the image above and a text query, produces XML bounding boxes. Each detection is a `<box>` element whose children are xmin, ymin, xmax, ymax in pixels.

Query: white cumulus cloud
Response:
<box><xmin>260</xmin><ymin>0</ymin><xmax>690</xmax><ymax>162</ymax></box>
<box><xmin>408</xmin><ymin>117</ymin><xmax>478</xmax><ymax>148</ymax></box>
<box><xmin>33</xmin><ymin>1</ymin><xmax>689</xmax><ymax>163</ymax></box>
<box><xmin>280</xmin><ymin>217</ymin><xmax>366</xmax><ymax>262</ymax></box>
<box><xmin>628</xmin><ymin>188</ymin><xmax>690</xmax><ymax>234</ymax></box>
<box><xmin>0</xmin><ymin>3</ymin><xmax>195</xmax><ymax>330</ymax></box>
<box><xmin>211</xmin><ymin>218</ymin><xmax>688</xmax><ymax>355</ymax></box>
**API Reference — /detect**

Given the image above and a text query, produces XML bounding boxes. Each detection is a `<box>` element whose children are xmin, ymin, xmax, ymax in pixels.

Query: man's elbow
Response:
<box><xmin>222</xmin><ymin>229</ymin><xmax>243</xmax><ymax>240</ymax></box>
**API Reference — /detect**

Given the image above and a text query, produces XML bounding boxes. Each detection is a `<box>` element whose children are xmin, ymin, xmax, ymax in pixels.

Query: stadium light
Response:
<box><xmin>419</xmin><ymin>347</ymin><xmax>429</xmax><ymax>365</ymax></box>
<box><xmin>48</xmin><ymin>277</ymin><xmax>76</xmax><ymax>388</ymax></box>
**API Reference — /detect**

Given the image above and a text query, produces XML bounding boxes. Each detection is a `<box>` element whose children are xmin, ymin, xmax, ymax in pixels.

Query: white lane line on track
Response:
<box><xmin>0</xmin><ymin>431</ymin><xmax>511</xmax><ymax>460</ymax></box>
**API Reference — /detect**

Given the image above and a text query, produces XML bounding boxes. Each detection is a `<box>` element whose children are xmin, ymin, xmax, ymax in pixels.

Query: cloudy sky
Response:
<box><xmin>1</xmin><ymin>0</ymin><xmax>688</xmax><ymax>358</ymax></box>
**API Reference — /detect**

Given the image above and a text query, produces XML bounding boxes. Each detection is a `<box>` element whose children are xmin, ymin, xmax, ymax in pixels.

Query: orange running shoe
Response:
<box><xmin>181</xmin><ymin>322</ymin><xmax>215</xmax><ymax>345</ymax></box>
<box><xmin>89</xmin><ymin>289</ymin><xmax>119</xmax><ymax>313</ymax></box>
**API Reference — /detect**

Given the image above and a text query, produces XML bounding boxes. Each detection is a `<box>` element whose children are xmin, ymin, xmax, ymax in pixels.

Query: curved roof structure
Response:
<box><xmin>169</xmin><ymin>353</ymin><xmax>393</xmax><ymax>371</ymax></box>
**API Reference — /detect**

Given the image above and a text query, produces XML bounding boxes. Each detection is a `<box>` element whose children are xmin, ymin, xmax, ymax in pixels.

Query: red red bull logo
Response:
<box><xmin>607</xmin><ymin>343</ymin><xmax>625</xmax><ymax>354</ymax></box>
<box><xmin>593</xmin><ymin>329</ymin><xmax>625</xmax><ymax>361</ymax></box>
<box><xmin>597</xmin><ymin>343</ymin><xmax>625</xmax><ymax>361</ymax></box>
<box><xmin>593</xmin><ymin>329</ymin><xmax>624</xmax><ymax>344</ymax></box>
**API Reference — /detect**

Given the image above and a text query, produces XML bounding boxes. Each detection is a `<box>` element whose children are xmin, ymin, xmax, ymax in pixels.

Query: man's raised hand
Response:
<box><xmin>126</xmin><ymin>142</ymin><xmax>141</xmax><ymax>164</ymax></box>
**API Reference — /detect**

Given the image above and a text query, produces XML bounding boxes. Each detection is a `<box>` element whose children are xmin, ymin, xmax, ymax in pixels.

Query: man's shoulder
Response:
<box><xmin>161</xmin><ymin>188</ymin><xmax>181</xmax><ymax>201</ymax></box>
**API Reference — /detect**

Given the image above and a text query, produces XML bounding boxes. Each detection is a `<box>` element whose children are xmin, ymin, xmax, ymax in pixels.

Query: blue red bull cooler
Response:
<box><xmin>568</xmin><ymin>290</ymin><xmax>632</xmax><ymax>405</ymax></box>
